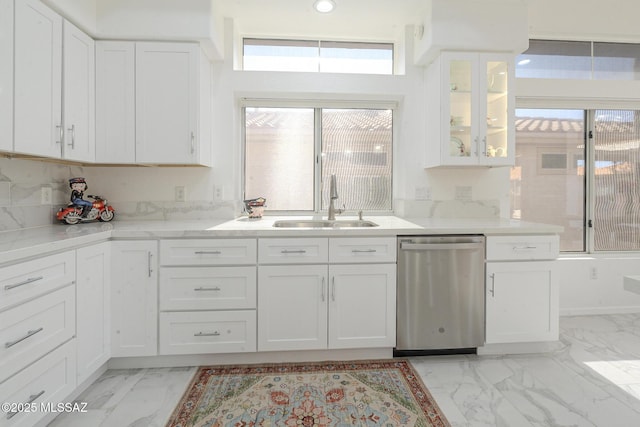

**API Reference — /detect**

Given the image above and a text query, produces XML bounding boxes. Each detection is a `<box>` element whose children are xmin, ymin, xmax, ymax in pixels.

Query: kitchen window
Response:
<box><xmin>243</xmin><ymin>105</ymin><xmax>393</xmax><ymax>213</ymax></box>
<box><xmin>243</xmin><ymin>38</ymin><xmax>394</xmax><ymax>75</ymax></box>
<box><xmin>512</xmin><ymin>108</ymin><xmax>640</xmax><ymax>252</ymax></box>
<box><xmin>516</xmin><ymin>39</ymin><xmax>640</xmax><ymax>80</ymax></box>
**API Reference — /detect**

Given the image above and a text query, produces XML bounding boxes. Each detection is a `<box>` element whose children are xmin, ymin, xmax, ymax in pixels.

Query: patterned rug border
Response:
<box><xmin>166</xmin><ymin>358</ymin><xmax>450</xmax><ymax>427</ymax></box>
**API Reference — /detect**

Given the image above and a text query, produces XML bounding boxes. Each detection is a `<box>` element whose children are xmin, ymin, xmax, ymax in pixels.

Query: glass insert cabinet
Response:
<box><xmin>425</xmin><ymin>52</ymin><xmax>515</xmax><ymax>167</ymax></box>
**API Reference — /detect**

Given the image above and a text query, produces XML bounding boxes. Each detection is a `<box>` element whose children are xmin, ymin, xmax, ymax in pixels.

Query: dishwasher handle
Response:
<box><xmin>400</xmin><ymin>242</ymin><xmax>484</xmax><ymax>251</ymax></box>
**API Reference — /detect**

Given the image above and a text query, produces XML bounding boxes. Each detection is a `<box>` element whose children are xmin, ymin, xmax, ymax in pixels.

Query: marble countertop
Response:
<box><xmin>0</xmin><ymin>216</ymin><xmax>562</xmax><ymax>264</ymax></box>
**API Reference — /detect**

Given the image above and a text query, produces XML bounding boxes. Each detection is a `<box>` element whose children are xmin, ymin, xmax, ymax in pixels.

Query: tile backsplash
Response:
<box><xmin>0</xmin><ymin>157</ymin><xmax>237</xmax><ymax>231</ymax></box>
<box><xmin>1</xmin><ymin>156</ymin><xmax>501</xmax><ymax>232</ymax></box>
<box><xmin>0</xmin><ymin>157</ymin><xmax>83</xmax><ymax>231</ymax></box>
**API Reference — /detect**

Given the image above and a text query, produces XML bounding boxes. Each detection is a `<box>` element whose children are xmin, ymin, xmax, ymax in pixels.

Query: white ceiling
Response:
<box><xmin>215</xmin><ymin>0</ymin><xmax>427</xmax><ymax>42</ymax></box>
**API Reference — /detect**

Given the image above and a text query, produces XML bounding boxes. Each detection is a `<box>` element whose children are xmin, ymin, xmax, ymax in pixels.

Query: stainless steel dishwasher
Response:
<box><xmin>395</xmin><ymin>235</ymin><xmax>485</xmax><ymax>355</ymax></box>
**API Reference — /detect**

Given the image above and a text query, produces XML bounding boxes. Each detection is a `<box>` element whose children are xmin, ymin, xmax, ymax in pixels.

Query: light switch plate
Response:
<box><xmin>41</xmin><ymin>186</ymin><xmax>52</xmax><ymax>205</ymax></box>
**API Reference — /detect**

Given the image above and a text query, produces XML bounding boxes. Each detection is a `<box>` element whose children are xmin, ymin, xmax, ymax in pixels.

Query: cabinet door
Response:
<box><xmin>430</xmin><ymin>51</ymin><xmax>515</xmax><ymax>168</ymax></box>
<box><xmin>442</xmin><ymin>52</ymin><xmax>478</xmax><ymax>165</ymax></box>
<box><xmin>135</xmin><ymin>42</ymin><xmax>199</xmax><ymax>164</ymax></box>
<box><xmin>479</xmin><ymin>54</ymin><xmax>514</xmax><ymax>166</ymax></box>
<box><xmin>111</xmin><ymin>241</ymin><xmax>158</xmax><ymax>357</ymax></box>
<box><xmin>328</xmin><ymin>264</ymin><xmax>396</xmax><ymax>349</ymax></box>
<box><xmin>14</xmin><ymin>0</ymin><xmax>62</xmax><ymax>158</ymax></box>
<box><xmin>258</xmin><ymin>265</ymin><xmax>327</xmax><ymax>351</ymax></box>
<box><xmin>95</xmin><ymin>41</ymin><xmax>136</xmax><ymax>164</ymax></box>
<box><xmin>485</xmin><ymin>261</ymin><xmax>558</xmax><ymax>344</ymax></box>
<box><xmin>62</xmin><ymin>20</ymin><xmax>95</xmax><ymax>162</ymax></box>
<box><xmin>0</xmin><ymin>0</ymin><xmax>12</xmax><ymax>152</ymax></box>
<box><xmin>76</xmin><ymin>242</ymin><xmax>110</xmax><ymax>384</ymax></box>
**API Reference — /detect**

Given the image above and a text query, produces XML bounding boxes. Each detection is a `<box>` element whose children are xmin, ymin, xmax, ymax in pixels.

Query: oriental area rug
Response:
<box><xmin>166</xmin><ymin>359</ymin><xmax>450</xmax><ymax>427</ymax></box>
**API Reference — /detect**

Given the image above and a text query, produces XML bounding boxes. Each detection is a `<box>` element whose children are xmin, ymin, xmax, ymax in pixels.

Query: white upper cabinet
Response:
<box><xmin>0</xmin><ymin>0</ymin><xmax>12</xmax><ymax>152</ymax></box>
<box><xmin>62</xmin><ymin>20</ymin><xmax>95</xmax><ymax>162</ymax></box>
<box><xmin>13</xmin><ymin>0</ymin><xmax>95</xmax><ymax>162</ymax></box>
<box><xmin>136</xmin><ymin>42</ymin><xmax>209</xmax><ymax>165</ymax></box>
<box><xmin>95</xmin><ymin>41</ymin><xmax>136</xmax><ymax>163</ymax></box>
<box><xmin>425</xmin><ymin>51</ymin><xmax>515</xmax><ymax>168</ymax></box>
<box><xmin>96</xmin><ymin>41</ymin><xmax>212</xmax><ymax>165</ymax></box>
<box><xmin>13</xmin><ymin>0</ymin><xmax>63</xmax><ymax>158</ymax></box>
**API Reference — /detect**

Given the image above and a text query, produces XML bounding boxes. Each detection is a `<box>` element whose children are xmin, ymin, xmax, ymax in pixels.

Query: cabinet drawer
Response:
<box><xmin>159</xmin><ymin>311</ymin><xmax>256</xmax><ymax>355</ymax></box>
<box><xmin>160</xmin><ymin>266</ymin><xmax>256</xmax><ymax>311</ymax></box>
<box><xmin>0</xmin><ymin>285</ymin><xmax>75</xmax><ymax>383</ymax></box>
<box><xmin>0</xmin><ymin>339</ymin><xmax>76</xmax><ymax>427</ymax></box>
<box><xmin>160</xmin><ymin>239</ymin><xmax>257</xmax><ymax>266</ymax></box>
<box><xmin>486</xmin><ymin>235</ymin><xmax>559</xmax><ymax>261</ymax></box>
<box><xmin>0</xmin><ymin>251</ymin><xmax>75</xmax><ymax>311</ymax></box>
<box><xmin>258</xmin><ymin>238</ymin><xmax>328</xmax><ymax>264</ymax></box>
<box><xmin>329</xmin><ymin>237</ymin><xmax>396</xmax><ymax>263</ymax></box>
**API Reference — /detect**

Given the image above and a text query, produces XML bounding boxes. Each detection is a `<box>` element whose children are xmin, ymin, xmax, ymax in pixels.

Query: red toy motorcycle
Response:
<box><xmin>56</xmin><ymin>195</ymin><xmax>115</xmax><ymax>225</ymax></box>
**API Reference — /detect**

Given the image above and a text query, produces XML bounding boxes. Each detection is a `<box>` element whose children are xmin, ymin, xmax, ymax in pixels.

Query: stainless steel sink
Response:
<box><xmin>273</xmin><ymin>219</ymin><xmax>379</xmax><ymax>228</ymax></box>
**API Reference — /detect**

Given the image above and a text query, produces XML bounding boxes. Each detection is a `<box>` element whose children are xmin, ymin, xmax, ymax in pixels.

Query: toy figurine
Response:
<box><xmin>56</xmin><ymin>177</ymin><xmax>115</xmax><ymax>224</ymax></box>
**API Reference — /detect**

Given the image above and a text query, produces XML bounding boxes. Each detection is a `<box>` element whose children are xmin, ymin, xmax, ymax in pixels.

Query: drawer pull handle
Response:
<box><xmin>194</xmin><ymin>286</ymin><xmax>221</xmax><ymax>291</ymax></box>
<box><xmin>281</xmin><ymin>249</ymin><xmax>306</xmax><ymax>254</ymax></box>
<box><xmin>352</xmin><ymin>249</ymin><xmax>376</xmax><ymax>253</ymax></box>
<box><xmin>513</xmin><ymin>246</ymin><xmax>537</xmax><ymax>251</ymax></box>
<box><xmin>5</xmin><ymin>327</ymin><xmax>44</xmax><ymax>349</ymax></box>
<box><xmin>5</xmin><ymin>276</ymin><xmax>44</xmax><ymax>291</ymax></box>
<box><xmin>6</xmin><ymin>390</ymin><xmax>45</xmax><ymax>419</ymax></box>
<box><xmin>194</xmin><ymin>331</ymin><xmax>220</xmax><ymax>337</ymax></box>
<box><xmin>194</xmin><ymin>251</ymin><xmax>222</xmax><ymax>255</ymax></box>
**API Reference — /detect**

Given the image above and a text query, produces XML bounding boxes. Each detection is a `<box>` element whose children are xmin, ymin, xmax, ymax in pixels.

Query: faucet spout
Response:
<box><xmin>328</xmin><ymin>174</ymin><xmax>340</xmax><ymax>220</ymax></box>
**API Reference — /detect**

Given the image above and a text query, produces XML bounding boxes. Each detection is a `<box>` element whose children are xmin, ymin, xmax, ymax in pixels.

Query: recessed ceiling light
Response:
<box><xmin>314</xmin><ymin>0</ymin><xmax>336</xmax><ymax>13</ymax></box>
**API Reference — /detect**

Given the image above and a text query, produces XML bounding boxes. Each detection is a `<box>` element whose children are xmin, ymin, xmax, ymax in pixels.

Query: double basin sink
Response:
<box><xmin>273</xmin><ymin>219</ymin><xmax>378</xmax><ymax>228</ymax></box>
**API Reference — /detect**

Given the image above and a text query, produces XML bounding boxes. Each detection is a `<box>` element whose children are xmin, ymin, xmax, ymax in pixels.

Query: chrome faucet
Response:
<box><xmin>327</xmin><ymin>174</ymin><xmax>342</xmax><ymax>220</ymax></box>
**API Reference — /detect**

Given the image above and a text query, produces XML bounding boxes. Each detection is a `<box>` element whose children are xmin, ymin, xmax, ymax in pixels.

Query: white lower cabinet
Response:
<box><xmin>328</xmin><ymin>264</ymin><xmax>396</xmax><ymax>349</ymax></box>
<box><xmin>158</xmin><ymin>239</ymin><xmax>257</xmax><ymax>355</ymax></box>
<box><xmin>76</xmin><ymin>242</ymin><xmax>110</xmax><ymax>384</ymax></box>
<box><xmin>258</xmin><ymin>256</ymin><xmax>396</xmax><ymax>352</ymax></box>
<box><xmin>0</xmin><ymin>250</ymin><xmax>76</xmax><ymax>427</ymax></box>
<box><xmin>159</xmin><ymin>311</ymin><xmax>256</xmax><ymax>355</ymax></box>
<box><xmin>484</xmin><ymin>235</ymin><xmax>559</xmax><ymax>345</ymax></box>
<box><xmin>0</xmin><ymin>339</ymin><xmax>76</xmax><ymax>427</ymax></box>
<box><xmin>258</xmin><ymin>265</ymin><xmax>328</xmax><ymax>351</ymax></box>
<box><xmin>485</xmin><ymin>261</ymin><xmax>558</xmax><ymax>344</ymax></box>
<box><xmin>0</xmin><ymin>285</ymin><xmax>75</xmax><ymax>383</ymax></box>
<box><xmin>110</xmin><ymin>241</ymin><xmax>158</xmax><ymax>357</ymax></box>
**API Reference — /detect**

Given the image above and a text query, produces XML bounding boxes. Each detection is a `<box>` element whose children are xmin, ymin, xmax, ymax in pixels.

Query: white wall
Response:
<box><xmin>95</xmin><ymin>0</ymin><xmax>222</xmax><ymax>60</ymax></box>
<box><xmin>527</xmin><ymin>0</ymin><xmax>640</xmax><ymax>43</ymax></box>
<box><xmin>557</xmin><ymin>255</ymin><xmax>640</xmax><ymax>315</ymax></box>
<box><xmin>42</xmin><ymin>0</ymin><xmax>97</xmax><ymax>34</ymax></box>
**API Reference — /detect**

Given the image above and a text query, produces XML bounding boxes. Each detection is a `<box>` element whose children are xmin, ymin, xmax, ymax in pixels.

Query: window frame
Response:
<box><xmin>514</xmin><ymin>103</ymin><xmax>640</xmax><ymax>254</ymax></box>
<box><xmin>242</xmin><ymin>37</ymin><xmax>395</xmax><ymax>75</ymax></box>
<box><xmin>517</xmin><ymin>39</ymin><xmax>640</xmax><ymax>81</ymax></box>
<box><xmin>241</xmin><ymin>98</ymin><xmax>397</xmax><ymax>216</ymax></box>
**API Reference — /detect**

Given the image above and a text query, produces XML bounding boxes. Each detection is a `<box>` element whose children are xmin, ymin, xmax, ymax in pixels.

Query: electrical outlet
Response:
<box><xmin>175</xmin><ymin>186</ymin><xmax>186</xmax><ymax>202</ymax></box>
<box><xmin>455</xmin><ymin>186</ymin><xmax>472</xmax><ymax>201</ymax></box>
<box><xmin>41</xmin><ymin>187</ymin><xmax>52</xmax><ymax>205</ymax></box>
<box><xmin>590</xmin><ymin>266</ymin><xmax>598</xmax><ymax>280</ymax></box>
<box><xmin>214</xmin><ymin>186</ymin><xmax>223</xmax><ymax>201</ymax></box>
<box><xmin>415</xmin><ymin>186</ymin><xmax>432</xmax><ymax>201</ymax></box>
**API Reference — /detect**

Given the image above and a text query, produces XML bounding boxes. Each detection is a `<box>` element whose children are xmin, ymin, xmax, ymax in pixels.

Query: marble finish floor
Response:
<box><xmin>50</xmin><ymin>314</ymin><xmax>640</xmax><ymax>426</ymax></box>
